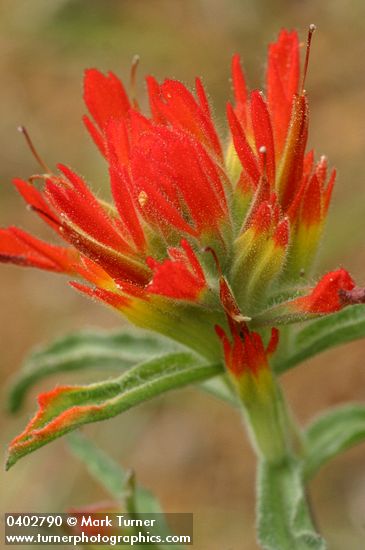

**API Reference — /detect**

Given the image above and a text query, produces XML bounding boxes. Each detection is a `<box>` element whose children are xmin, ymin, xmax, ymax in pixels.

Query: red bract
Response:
<box><xmin>290</xmin><ymin>269</ymin><xmax>355</xmax><ymax>314</ymax></box>
<box><xmin>147</xmin><ymin>239</ymin><xmax>207</xmax><ymax>301</ymax></box>
<box><xmin>1</xmin><ymin>28</ymin><xmax>363</xmax><ymax>368</ymax></box>
<box><xmin>215</xmin><ymin>323</ymin><xmax>279</xmax><ymax>379</ymax></box>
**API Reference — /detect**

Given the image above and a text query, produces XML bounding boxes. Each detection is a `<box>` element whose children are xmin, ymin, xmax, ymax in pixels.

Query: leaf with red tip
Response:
<box><xmin>8</xmin><ymin>328</ymin><xmax>179</xmax><ymax>414</ymax></box>
<box><xmin>6</xmin><ymin>353</ymin><xmax>221</xmax><ymax>469</ymax></box>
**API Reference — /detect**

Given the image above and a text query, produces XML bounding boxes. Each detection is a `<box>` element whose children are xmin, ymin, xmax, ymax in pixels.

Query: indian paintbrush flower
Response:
<box><xmin>2</xmin><ymin>27</ymin><xmax>365</xmax><ymax>466</ymax></box>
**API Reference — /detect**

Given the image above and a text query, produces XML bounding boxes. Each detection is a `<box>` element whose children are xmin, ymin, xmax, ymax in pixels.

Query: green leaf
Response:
<box><xmin>67</xmin><ymin>431</ymin><xmax>134</xmax><ymax>502</ymax></box>
<box><xmin>274</xmin><ymin>305</ymin><xmax>365</xmax><ymax>373</ymax></box>
<box><xmin>257</xmin><ymin>458</ymin><xmax>326</xmax><ymax>550</ymax></box>
<box><xmin>8</xmin><ymin>329</ymin><xmax>179</xmax><ymax>413</ymax></box>
<box><xmin>7</xmin><ymin>352</ymin><xmax>221</xmax><ymax>469</ymax></box>
<box><xmin>67</xmin><ymin>433</ymin><xmax>182</xmax><ymax>550</ymax></box>
<box><xmin>67</xmin><ymin>432</ymin><xmax>162</xmax><ymax>512</ymax></box>
<box><xmin>303</xmin><ymin>403</ymin><xmax>365</xmax><ymax>480</ymax></box>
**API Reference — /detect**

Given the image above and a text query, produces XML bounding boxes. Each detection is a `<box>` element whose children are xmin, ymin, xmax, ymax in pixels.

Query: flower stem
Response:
<box><xmin>234</xmin><ymin>377</ymin><xmax>325</xmax><ymax>549</ymax></box>
<box><xmin>256</xmin><ymin>457</ymin><xmax>325</xmax><ymax>549</ymax></box>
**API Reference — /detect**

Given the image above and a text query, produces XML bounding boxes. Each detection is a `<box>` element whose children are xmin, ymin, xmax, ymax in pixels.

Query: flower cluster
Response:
<box><xmin>1</xmin><ymin>27</ymin><xmax>363</xmax><ymax>393</ymax></box>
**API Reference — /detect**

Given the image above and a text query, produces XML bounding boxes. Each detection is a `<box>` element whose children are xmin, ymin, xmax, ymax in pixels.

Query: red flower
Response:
<box><xmin>5</xmin><ymin>27</ymin><xmax>365</xmax><ymax>471</ymax></box>
<box><xmin>1</xmin><ymin>27</ymin><xmax>362</xmax><ymax>362</ymax></box>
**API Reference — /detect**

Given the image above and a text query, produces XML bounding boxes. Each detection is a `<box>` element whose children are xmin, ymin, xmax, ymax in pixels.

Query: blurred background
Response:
<box><xmin>1</xmin><ymin>1</ymin><xmax>365</xmax><ymax>548</ymax></box>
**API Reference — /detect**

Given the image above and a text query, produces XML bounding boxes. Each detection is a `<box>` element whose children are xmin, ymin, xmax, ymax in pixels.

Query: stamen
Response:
<box><xmin>17</xmin><ymin>126</ymin><xmax>51</xmax><ymax>173</ymax></box>
<box><xmin>301</xmin><ymin>24</ymin><xmax>317</xmax><ymax>93</ymax></box>
<box><xmin>130</xmin><ymin>54</ymin><xmax>140</xmax><ymax>110</ymax></box>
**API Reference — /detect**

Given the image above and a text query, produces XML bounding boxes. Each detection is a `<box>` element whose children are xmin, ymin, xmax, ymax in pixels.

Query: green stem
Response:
<box><xmin>234</xmin><ymin>376</ymin><xmax>326</xmax><ymax>549</ymax></box>
<box><xmin>237</xmin><ymin>374</ymin><xmax>295</xmax><ymax>465</ymax></box>
<box><xmin>276</xmin><ymin>384</ymin><xmax>306</xmax><ymax>458</ymax></box>
<box><xmin>256</xmin><ymin>457</ymin><xmax>325</xmax><ymax>550</ymax></box>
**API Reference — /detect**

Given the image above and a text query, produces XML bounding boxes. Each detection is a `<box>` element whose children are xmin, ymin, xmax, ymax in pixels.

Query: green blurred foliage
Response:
<box><xmin>1</xmin><ymin>1</ymin><xmax>365</xmax><ymax>548</ymax></box>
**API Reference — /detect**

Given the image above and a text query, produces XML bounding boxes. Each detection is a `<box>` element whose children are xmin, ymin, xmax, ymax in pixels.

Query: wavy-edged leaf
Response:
<box><xmin>274</xmin><ymin>305</ymin><xmax>365</xmax><ymax>373</ymax></box>
<box><xmin>257</xmin><ymin>458</ymin><xmax>326</xmax><ymax>550</ymax></box>
<box><xmin>7</xmin><ymin>353</ymin><xmax>221</xmax><ymax>469</ymax></box>
<box><xmin>303</xmin><ymin>403</ymin><xmax>365</xmax><ymax>480</ymax></box>
<box><xmin>8</xmin><ymin>329</ymin><xmax>179</xmax><ymax>413</ymax></box>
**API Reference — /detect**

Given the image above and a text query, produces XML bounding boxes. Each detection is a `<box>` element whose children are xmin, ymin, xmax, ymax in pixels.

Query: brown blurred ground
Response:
<box><xmin>1</xmin><ymin>1</ymin><xmax>365</xmax><ymax>548</ymax></box>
